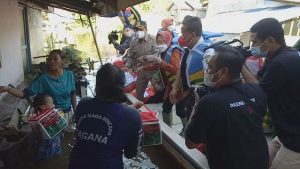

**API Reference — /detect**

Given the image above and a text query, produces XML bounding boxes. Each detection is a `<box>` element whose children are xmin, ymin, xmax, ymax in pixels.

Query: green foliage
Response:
<box><xmin>45</xmin><ymin>34</ymin><xmax>55</xmax><ymax>52</ymax></box>
<box><xmin>140</xmin><ymin>2</ymin><xmax>154</xmax><ymax>13</ymax></box>
<box><xmin>200</xmin><ymin>0</ymin><xmax>209</xmax><ymax>7</ymax></box>
<box><xmin>74</xmin><ymin>14</ymin><xmax>96</xmax><ymax>27</ymax></box>
<box><xmin>62</xmin><ymin>45</ymin><xmax>87</xmax><ymax>77</ymax></box>
<box><xmin>62</xmin><ymin>45</ymin><xmax>82</xmax><ymax>61</ymax></box>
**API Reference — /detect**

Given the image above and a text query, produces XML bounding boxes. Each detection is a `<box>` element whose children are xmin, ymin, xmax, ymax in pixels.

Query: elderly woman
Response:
<box><xmin>68</xmin><ymin>63</ymin><xmax>142</xmax><ymax>169</ymax></box>
<box><xmin>0</xmin><ymin>49</ymin><xmax>77</xmax><ymax>130</ymax></box>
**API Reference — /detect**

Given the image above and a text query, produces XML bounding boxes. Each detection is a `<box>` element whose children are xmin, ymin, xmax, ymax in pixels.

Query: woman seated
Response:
<box><xmin>68</xmin><ymin>63</ymin><xmax>143</xmax><ymax>169</ymax></box>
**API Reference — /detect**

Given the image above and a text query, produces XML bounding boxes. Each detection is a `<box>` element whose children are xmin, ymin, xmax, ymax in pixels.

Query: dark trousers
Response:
<box><xmin>162</xmin><ymin>96</ymin><xmax>187</xmax><ymax>118</ymax></box>
<box><xmin>185</xmin><ymin>92</ymin><xmax>195</xmax><ymax>120</ymax></box>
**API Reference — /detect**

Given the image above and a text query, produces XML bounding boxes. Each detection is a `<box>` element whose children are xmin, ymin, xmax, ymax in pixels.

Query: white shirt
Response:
<box><xmin>185</xmin><ymin>37</ymin><xmax>215</xmax><ymax>87</ymax></box>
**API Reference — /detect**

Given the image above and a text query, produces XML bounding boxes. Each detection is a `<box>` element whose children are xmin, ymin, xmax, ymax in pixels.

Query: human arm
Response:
<box><xmin>169</xmin><ymin>72</ymin><xmax>181</xmax><ymax>104</ymax></box>
<box><xmin>123</xmin><ymin>106</ymin><xmax>143</xmax><ymax>158</ymax></box>
<box><xmin>130</xmin><ymin>101</ymin><xmax>144</xmax><ymax>109</ymax></box>
<box><xmin>241</xmin><ymin>65</ymin><xmax>259</xmax><ymax>84</ymax></box>
<box><xmin>159</xmin><ymin>49</ymin><xmax>181</xmax><ymax>74</ymax></box>
<box><xmin>114</xmin><ymin>37</ymin><xmax>132</xmax><ymax>54</ymax></box>
<box><xmin>185</xmin><ymin>97</ymin><xmax>214</xmax><ymax>149</ymax></box>
<box><xmin>139</xmin><ymin>63</ymin><xmax>158</xmax><ymax>71</ymax></box>
<box><xmin>137</xmin><ymin>40</ymin><xmax>161</xmax><ymax>64</ymax></box>
<box><xmin>70</xmin><ymin>72</ymin><xmax>77</xmax><ymax>112</ymax></box>
<box><xmin>0</xmin><ymin>86</ymin><xmax>24</xmax><ymax>98</ymax></box>
<box><xmin>1</xmin><ymin>75</ymin><xmax>45</xmax><ymax>98</ymax></box>
<box><xmin>71</xmin><ymin>91</ymin><xmax>77</xmax><ymax>112</ymax></box>
<box><xmin>124</xmin><ymin>38</ymin><xmax>137</xmax><ymax>69</ymax></box>
<box><xmin>258</xmin><ymin>61</ymin><xmax>287</xmax><ymax>94</ymax></box>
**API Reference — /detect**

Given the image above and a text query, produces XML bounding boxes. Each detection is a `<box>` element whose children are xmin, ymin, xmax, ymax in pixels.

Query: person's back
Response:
<box><xmin>200</xmin><ymin>82</ymin><xmax>268</xmax><ymax>169</ymax></box>
<box><xmin>69</xmin><ymin>63</ymin><xmax>142</xmax><ymax>169</ymax></box>
<box><xmin>259</xmin><ymin>47</ymin><xmax>300</xmax><ymax>151</ymax></box>
<box><xmin>69</xmin><ymin>98</ymin><xmax>142</xmax><ymax>169</ymax></box>
<box><xmin>185</xmin><ymin>45</ymin><xmax>268</xmax><ymax>169</ymax></box>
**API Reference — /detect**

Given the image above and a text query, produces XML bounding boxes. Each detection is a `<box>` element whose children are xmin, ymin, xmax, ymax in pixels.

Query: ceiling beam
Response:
<box><xmin>25</xmin><ymin>0</ymin><xmax>102</xmax><ymax>15</ymax></box>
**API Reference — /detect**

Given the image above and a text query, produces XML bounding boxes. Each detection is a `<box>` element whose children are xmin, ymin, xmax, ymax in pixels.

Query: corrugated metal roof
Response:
<box><xmin>202</xmin><ymin>5</ymin><xmax>300</xmax><ymax>33</ymax></box>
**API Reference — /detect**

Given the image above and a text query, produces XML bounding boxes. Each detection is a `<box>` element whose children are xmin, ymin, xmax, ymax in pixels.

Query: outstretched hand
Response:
<box><xmin>0</xmin><ymin>86</ymin><xmax>8</xmax><ymax>93</ymax></box>
<box><xmin>131</xmin><ymin>101</ymin><xmax>144</xmax><ymax>109</ymax></box>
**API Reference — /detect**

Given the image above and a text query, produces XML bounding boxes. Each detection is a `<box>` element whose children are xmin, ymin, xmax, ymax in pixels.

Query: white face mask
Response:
<box><xmin>204</xmin><ymin>71</ymin><xmax>216</xmax><ymax>87</ymax></box>
<box><xmin>167</xmin><ymin>25</ymin><xmax>175</xmax><ymax>32</ymax></box>
<box><xmin>157</xmin><ymin>44</ymin><xmax>168</xmax><ymax>52</ymax></box>
<box><xmin>137</xmin><ymin>31</ymin><xmax>145</xmax><ymax>39</ymax></box>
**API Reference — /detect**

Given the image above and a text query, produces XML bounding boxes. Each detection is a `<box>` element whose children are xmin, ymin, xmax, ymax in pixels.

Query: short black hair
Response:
<box><xmin>140</xmin><ymin>20</ymin><xmax>147</xmax><ymax>29</ymax></box>
<box><xmin>32</xmin><ymin>93</ymin><xmax>52</xmax><ymax>108</ymax></box>
<box><xmin>49</xmin><ymin>49</ymin><xmax>65</xmax><ymax>60</ymax></box>
<box><xmin>250</xmin><ymin>18</ymin><xmax>285</xmax><ymax>45</ymax></box>
<box><xmin>214</xmin><ymin>45</ymin><xmax>244</xmax><ymax>79</ymax></box>
<box><xmin>95</xmin><ymin>63</ymin><xmax>127</xmax><ymax>103</ymax></box>
<box><xmin>182</xmin><ymin>15</ymin><xmax>202</xmax><ymax>36</ymax></box>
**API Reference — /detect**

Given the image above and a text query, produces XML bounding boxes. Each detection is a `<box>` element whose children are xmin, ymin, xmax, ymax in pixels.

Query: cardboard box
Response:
<box><xmin>141</xmin><ymin>111</ymin><xmax>162</xmax><ymax>146</ymax></box>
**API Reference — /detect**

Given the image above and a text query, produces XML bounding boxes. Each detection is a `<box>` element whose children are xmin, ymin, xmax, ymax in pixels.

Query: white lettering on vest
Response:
<box><xmin>230</xmin><ymin>101</ymin><xmax>245</xmax><ymax>108</ymax></box>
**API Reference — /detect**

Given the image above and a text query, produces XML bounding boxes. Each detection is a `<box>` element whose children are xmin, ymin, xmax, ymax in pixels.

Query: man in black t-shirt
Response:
<box><xmin>242</xmin><ymin>18</ymin><xmax>300</xmax><ymax>169</ymax></box>
<box><xmin>185</xmin><ymin>45</ymin><xmax>269</xmax><ymax>169</ymax></box>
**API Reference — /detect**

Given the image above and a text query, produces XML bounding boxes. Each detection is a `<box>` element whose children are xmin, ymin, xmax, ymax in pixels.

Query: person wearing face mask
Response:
<box><xmin>124</xmin><ymin>21</ymin><xmax>160</xmax><ymax>101</ymax></box>
<box><xmin>159</xmin><ymin>18</ymin><xmax>179</xmax><ymax>45</ymax></box>
<box><xmin>169</xmin><ymin>15</ymin><xmax>217</xmax><ymax>120</ymax></box>
<box><xmin>185</xmin><ymin>45</ymin><xmax>269</xmax><ymax>169</ymax></box>
<box><xmin>142</xmin><ymin>31</ymin><xmax>187</xmax><ymax>135</ymax></box>
<box><xmin>242</xmin><ymin>18</ymin><xmax>300</xmax><ymax>169</ymax></box>
<box><xmin>112</xmin><ymin>27</ymin><xmax>136</xmax><ymax>55</ymax></box>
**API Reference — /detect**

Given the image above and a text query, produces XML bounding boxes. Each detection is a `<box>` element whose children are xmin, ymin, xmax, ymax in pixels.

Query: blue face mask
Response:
<box><xmin>251</xmin><ymin>45</ymin><xmax>268</xmax><ymax>58</ymax></box>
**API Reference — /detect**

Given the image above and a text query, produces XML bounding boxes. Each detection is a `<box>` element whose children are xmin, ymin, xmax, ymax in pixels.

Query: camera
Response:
<box><xmin>189</xmin><ymin>83</ymin><xmax>213</xmax><ymax>99</ymax></box>
<box><xmin>204</xmin><ymin>39</ymin><xmax>252</xmax><ymax>59</ymax></box>
<box><xmin>108</xmin><ymin>30</ymin><xmax>119</xmax><ymax>44</ymax></box>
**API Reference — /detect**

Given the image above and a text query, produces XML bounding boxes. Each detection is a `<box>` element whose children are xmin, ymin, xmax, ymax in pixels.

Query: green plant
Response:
<box><xmin>140</xmin><ymin>2</ymin><xmax>154</xmax><ymax>13</ymax></box>
<box><xmin>62</xmin><ymin>45</ymin><xmax>82</xmax><ymax>61</ymax></box>
<box><xmin>62</xmin><ymin>45</ymin><xmax>87</xmax><ymax>77</ymax></box>
<box><xmin>45</xmin><ymin>34</ymin><xmax>56</xmax><ymax>52</ymax></box>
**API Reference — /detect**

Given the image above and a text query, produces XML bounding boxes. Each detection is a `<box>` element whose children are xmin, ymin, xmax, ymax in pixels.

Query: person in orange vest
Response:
<box><xmin>142</xmin><ymin>31</ymin><xmax>187</xmax><ymax>136</ymax></box>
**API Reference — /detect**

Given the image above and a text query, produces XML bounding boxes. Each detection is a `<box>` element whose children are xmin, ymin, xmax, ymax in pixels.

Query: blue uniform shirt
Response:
<box><xmin>24</xmin><ymin>70</ymin><xmax>76</xmax><ymax>112</ymax></box>
<box><xmin>69</xmin><ymin>98</ymin><xmax>143</xmax><ymax>169</ymax></box>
